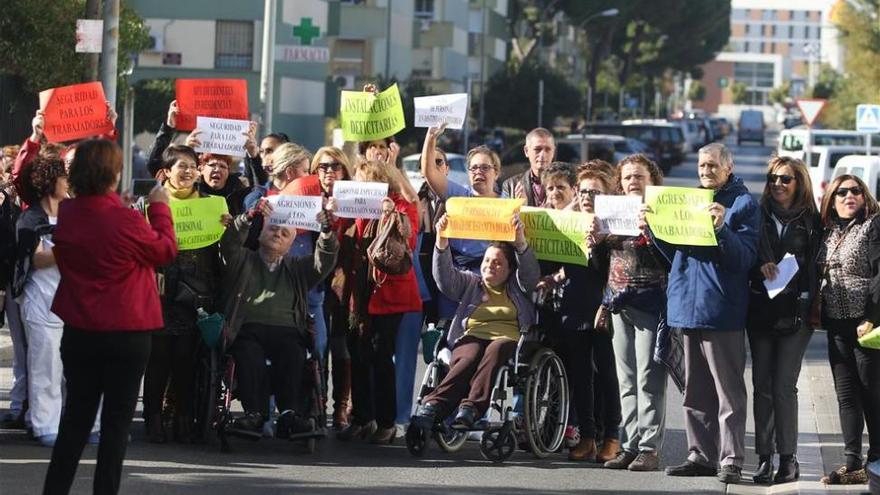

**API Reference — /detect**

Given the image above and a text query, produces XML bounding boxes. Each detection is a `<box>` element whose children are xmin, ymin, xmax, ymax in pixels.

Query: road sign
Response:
<box><xmin>856</xmin><ymin>104</ymin><xmax>880</xmax><ymax>133</ymax></box>
<box><xmin>796</xmin><ymin>98</ymin><xmax>826</xmax><ymax>126</ymax></box>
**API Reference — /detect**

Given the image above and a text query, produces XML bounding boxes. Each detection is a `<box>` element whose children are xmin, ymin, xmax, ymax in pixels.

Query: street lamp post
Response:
<box><xmin>579</xmin><ymin>8</ymin><xmax>619</xmax><ymax>123</ymax></box>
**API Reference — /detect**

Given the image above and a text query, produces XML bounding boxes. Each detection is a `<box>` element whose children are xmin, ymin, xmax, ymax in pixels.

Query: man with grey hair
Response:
<box><xmin>501</xmin><ymin>127</ymin><xmax>555</xmax><ymax>206</ymax></box>
<box><xmin>640</xmin><ymin>143</ymin><xmax>761</xmax><ymax>484</ymax></box>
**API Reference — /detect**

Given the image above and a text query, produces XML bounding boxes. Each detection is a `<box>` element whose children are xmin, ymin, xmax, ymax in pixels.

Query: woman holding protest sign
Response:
<box><xmin>337</xmin><ymin>159</ymin><xmax>421</xmax><ymax>444</ymax></box>
<box><xmin>533</xmin><ymin>161</ymin><xmax>610</xmax><ymax>462</ymax></box>
<box><xmin>747</xmin><ymin>156</ymin><xmax>820</xmax><ymax>485</ymax></box>
<box><xmin>142</xmin><ymin>144</ymin><xmax>227</xmax><ymax>444</ymax></box>
<box><xmin>817</xmin><ymin>174</ymin><xmax>880</xmax><ymax>485</ymax></box>
<box><xmin>43</xmin><ymin>139</ymin><xmax>176</xmax><ymax>495</ymax></box>
<box><xmin>590</xmin><ymin>154</ymin><xmax>670</xmax><ymax>472</ymax></box>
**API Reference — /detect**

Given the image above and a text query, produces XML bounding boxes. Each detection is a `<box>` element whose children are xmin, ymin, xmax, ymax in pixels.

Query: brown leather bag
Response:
<box><xmin>367</xmin><ymin>210</ymin><xmax>413</xmax><ymax>278</ymax></box>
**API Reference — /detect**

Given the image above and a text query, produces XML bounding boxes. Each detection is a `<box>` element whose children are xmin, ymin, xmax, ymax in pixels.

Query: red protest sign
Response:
<box><xmin>281</xmin><ymin>174</ymin><xmax>323</xmax><ymax>197</ymax></box>
<box><xmin>175</xmin><ymin>79</ymin><xmax>249</xmax><ymax>131</ymax></box>
<box><xmin>38</xmin><ymin>82</ymin><xmax>114</xmax><ymax>143</ymax></box>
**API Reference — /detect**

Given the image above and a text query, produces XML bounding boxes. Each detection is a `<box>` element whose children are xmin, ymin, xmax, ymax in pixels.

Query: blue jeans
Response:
<box><xmin>395</xmin><ymin>311</ymin><xmax>423</xmax><ymax>424</ymax></box>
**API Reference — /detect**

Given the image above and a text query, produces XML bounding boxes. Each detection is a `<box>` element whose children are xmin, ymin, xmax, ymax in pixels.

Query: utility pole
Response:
<box><xmin>477</xmin><ymin>0</ymin><xmax>487</xmax><ymax>130</ymax></box>
<box><xmin>384</xmin><ymin>0</ymin><xmax>393</xmax><ymax>79</ymax></box>
<box><xmin>83</xmin><ymin>0</ymin><xmax>101</xmax><ymax>82</ymax></box>
<box><xmin>99</xmin><ymin>0</ymin><xmax>119</xmax><ymax>106</ymax></box>
<box><xmin>260</xmin><ymin>0</ymin><xmax>277</xmax><ymax>132</ymax></box>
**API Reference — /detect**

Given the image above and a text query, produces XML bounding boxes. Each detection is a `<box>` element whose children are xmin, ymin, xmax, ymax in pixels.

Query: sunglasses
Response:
<box><xmin>835</xmin><ymin>186</ymin><xmax>864</xmax><ymax>198</ymax></box>
<box><xmin>767</xmin><ymin>173</ymin><xmax>794</xmax><ymax>185</ymax></box>
<box><xmin>578</xmin><ymin>189</ymin><xmax>603</xmax><ymax>198</ymax></box>
<box><xmin>468</xmin><ymin>164</ymin><xmax>493</xmax><ymax>173</ymax></box>
<box><xmin>318</xmin><ymin>162</ymin><xmax>343</xmax><ymax>171</ymax></box>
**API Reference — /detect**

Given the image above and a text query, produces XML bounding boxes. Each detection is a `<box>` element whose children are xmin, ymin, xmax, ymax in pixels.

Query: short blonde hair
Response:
<box><xmin>272</xmin><ymin>142</ymin><xmax>312</xmax><ymax>176</ymax></box>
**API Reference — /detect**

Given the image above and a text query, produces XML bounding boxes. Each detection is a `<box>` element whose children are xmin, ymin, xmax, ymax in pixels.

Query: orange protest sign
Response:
<box><xmin>38</xmin><ymin>82</ymin><xmax>114</xmax><ymax>143</ymax></box>
<box><xmin>281</xmin><ymin>174</ymin><xmax>323</xmax><ymax>197</ymax></box>
<box><xmin>174</xmin><ymin>79</ymin><xmax>249</xmax><ymax>131</ymax></box>
<box><xmin>441</xmin><ymin>197</ymin><xmax>525</xmax><ymax>242</ymax></box>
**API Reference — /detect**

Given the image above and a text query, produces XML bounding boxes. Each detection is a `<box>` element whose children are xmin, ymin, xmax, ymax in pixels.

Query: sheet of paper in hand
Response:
<box><xmin>193</xmin><ymin>117</ymin><xmax>249</xmax><ymax>157</ymax></box>
<box><xmin>266</xmin><ymin>195</ymin><xmax>322</xmax><ymax>232</ymax></box>
<box><xmin>594</xmin><ymin>195</ymin><xmax>642</xmax><ymax>236</ymax></box>
<box><xmin>332</xmin><ymin>180</ymin><xmax>389</xmax><ymax>219</ymax></box>
<box><xmin>414</xmin><ymin>93</ymin><xmax>469</xmax><ymax>130</ymax></box>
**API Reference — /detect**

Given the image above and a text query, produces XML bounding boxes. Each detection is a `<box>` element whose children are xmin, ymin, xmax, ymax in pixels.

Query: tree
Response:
<box><xmin>0</xmin><ymin>0</ymin><xmax>149</xmax><ymax>93</ymax></box>
<box><xmin>133</xmin><ymin>79</ymin><xmax>174</xmax><ymax>134</ymax></box>
<box><xmin>482</xmin><ymin>62</ymin><xmax>581</xmax><ymax>130</ymax></box>
<box><xmin>768</xmin><ymin>81</ymin><xmax>791</xmax><ymax>106</ymax></box>
<box><xmin>730</xmin><ymin>82</ymin><xmax>749</xmax><ymax>104</ymax></box>
<box><xmin>506</xmin><ymin>0</ymin><xmax>566</xmax><ymax>69</ymax></box>
<box><xmin>688</xmin><ymin>81</ymin><xmax>706</xmax><ymax>102</ymax></box>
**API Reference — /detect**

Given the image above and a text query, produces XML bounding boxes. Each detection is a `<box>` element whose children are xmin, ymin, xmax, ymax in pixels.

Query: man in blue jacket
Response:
<box><xmin>643</xmin><ymin>143</ymin><xmax>760</xmax><ymax>484</ymax></box>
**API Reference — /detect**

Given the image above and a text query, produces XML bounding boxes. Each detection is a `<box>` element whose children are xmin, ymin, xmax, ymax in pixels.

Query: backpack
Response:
<box><xmin>366</xmin><ymin>209</ymin><xmax>413</xmax><ymax>278</ymax></box>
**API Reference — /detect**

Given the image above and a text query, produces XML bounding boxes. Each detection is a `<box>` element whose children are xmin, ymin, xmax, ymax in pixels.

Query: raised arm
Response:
<box><xmin>433</xmin><ymin>213</ymin><xmax>478</xmax><ymax>301</ymax></box>
<box><xmin>146</xmin><ymin>101</ymin><xmax>179</xmax><ymax>178</ymax></box>
<box><xmin>420</xmin><ymin>125</ymin><xmax>449</xmax><ymax>198</ymax></box>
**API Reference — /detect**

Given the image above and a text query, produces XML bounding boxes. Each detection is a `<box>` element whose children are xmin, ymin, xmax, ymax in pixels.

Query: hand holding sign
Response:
<box><xmin>266</xmin><ymin>195</ymin><xmax>323</xmax><ymax>232</ymax></box>
<box><xmin>167</xmin><ymin>100</ymin><xmax>179</xmax><ymax>128</ymax></box>
<box><xmin>31</xmin><ymin>110</ymin><xmax>45</xmax><ymax>142</ymax></box>
<box><xmin>435</xmin><ymin>213</ymin><xmax>450</xmax><ymax>250</ymax></box>
<box><xmin>707</xmin><ymin>202</ymin><xmax>726</xmax><ymax>231</ymax></box>
<box><xmin>340</xmin><ymin>84</ymin><xmax>406</xmax><ymax>142</ymax></box>
<box><xmin>442</xmin><ymin>197</ymin><xmax>525</xmax><ymax>242</ymax></box>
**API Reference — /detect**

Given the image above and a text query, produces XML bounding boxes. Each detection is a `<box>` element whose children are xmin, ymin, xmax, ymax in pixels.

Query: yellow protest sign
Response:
<box><xmin>645</xmin><ymin>186</ymin><xmax>717</xmax><ymax>246</ymax></box>
<box><xmin>340</xmin><ymin>83</ymin><xmax>406</xmax><ymax>141</ymax></box>
<box><xmin>520</xmin><ymin>206</ymin><xmax>591</xmax><ymax>266</ymax></box>
<box><xmin>168</xmin><ymin>196</ymin><xmax>229</xmax><ymax>250</ymax></box>
<box><xmin>442</xmin><ymin>197</ymin><xmax>525</xmax><ymax>241</ymax></box>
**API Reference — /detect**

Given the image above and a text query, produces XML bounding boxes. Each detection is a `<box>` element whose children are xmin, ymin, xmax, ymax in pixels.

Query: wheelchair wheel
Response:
<box><xmin>434</xmin><ymin>426</ymin><xmax>468</xmax><ymax>453</ymax></box>
<box><xmin>405</xmin><ymin>423</ymin><xmax>428</xmax><ymax>457</ymax></box>
<box><xmin>523</xmin><ymin>348</ymin><xmax>569</xmax><ymax>458</ymax></box>
<box><xmin>479</xmin><ymin>426</ymin><xmax>516</xmax><ymax>463</ymax></box>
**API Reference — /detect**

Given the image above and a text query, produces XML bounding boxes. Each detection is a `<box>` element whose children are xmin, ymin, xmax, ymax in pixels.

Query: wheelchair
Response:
<box><xmin>192</xmin><ymin>313</ymin><xmax>327</xmax><ymax>453</ymax></box>
<box><xmin>405</xmin><ymin>306</ymin><xmax>570</xmax><ymax>463</ymax></box>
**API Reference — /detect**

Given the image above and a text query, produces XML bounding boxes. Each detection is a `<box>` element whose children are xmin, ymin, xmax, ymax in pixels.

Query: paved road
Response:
<box><xmin>0</xmin><ymin>135</ymin><xmax>868</xmax><ymax>494</ymax></box>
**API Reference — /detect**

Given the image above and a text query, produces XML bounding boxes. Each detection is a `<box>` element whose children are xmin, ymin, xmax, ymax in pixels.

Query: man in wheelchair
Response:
<box><xmin>218</xmin><ymin>200</ymin><xmax>338</xmax><ymax>438</ymax></box>
<box><xmin>413</xmin><ymin>213</ymin><xmax>538</xmax><ymax>429</ymax></box>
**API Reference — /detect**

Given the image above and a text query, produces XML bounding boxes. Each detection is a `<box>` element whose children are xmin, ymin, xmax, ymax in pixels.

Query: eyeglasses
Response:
<box><xmin>435</xmin><ymin>158</ymin><xmax>447</xmax><ymax>166</ymax></box>
<box><xmin>835</xmin><ymin>186</ymin><xmax>864</xmax><ymax>198</ymax></box>
<box><xmin>767</xmin><ymin>173</ymin><xmax>794</xmax><ymax>185</ymax></box>
<box><xmin>468</xmin><ymin>164</ymin><xmax>493</xmax><ymax>173</ymax></box>
<box><xmin>578</xmin><ymin>189</ymin><xmax>603</xmax><ymax>198</ymax></box>
<box><xmin>318</xmin><ymin>162</ymin><xmax>343</xmax><ymax>172</ymax></box>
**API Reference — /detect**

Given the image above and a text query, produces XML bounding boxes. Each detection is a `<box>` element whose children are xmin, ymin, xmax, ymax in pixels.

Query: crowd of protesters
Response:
<box><xmin>1</xmin><ymin>84</ymin><xmax>879</xmax><ymax>495</ymax></box>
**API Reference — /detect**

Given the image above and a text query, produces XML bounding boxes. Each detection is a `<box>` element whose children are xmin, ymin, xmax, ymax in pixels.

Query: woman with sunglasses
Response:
<box><xmin>746</xmin><ymin>157</ymin><xmax>820</xmax><ymax>485</ymax></box>
<box><xmin>817</xmin><ymin>174</ymin><xmax>880</xmax><ymax>485</ymax></box>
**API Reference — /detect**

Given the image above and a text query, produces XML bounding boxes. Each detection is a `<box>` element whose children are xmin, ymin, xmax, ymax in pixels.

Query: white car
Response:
<box><xmin>831</xmin><ymin>155</ymin><xmax>880</xmax><ymax>201</ymax></box>
<box><xmin>802</xmin><ymin>145</ymin><xmax>871</xmax><ymax>205</ymax></box>
<box><xmin>401</xmin><ymin>152</ymin><xmax>468</xmax><ymax>192</ymax></box>
<box><xmin>777</xmin><ymin>128</ymin><xmax>875</xmax><ymax>159</ymax></box>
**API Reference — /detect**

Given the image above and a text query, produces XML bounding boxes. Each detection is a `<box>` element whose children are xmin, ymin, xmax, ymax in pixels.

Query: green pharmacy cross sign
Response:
<box><xmin>293</xmin><ymin>18</ymin><xmax>320</xmax><ymax>45</ymax></box>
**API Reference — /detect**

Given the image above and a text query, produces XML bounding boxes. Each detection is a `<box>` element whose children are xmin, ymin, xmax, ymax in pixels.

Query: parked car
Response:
<box><xmin>777</xmin><ymin>128</ymin><xmax>878</xmax><ymax>159</ymax></box>
<box><xmin>737</xmin><ymin>110</ymin><xmax>765</xmax><ymax>146</ymax></box>
<box><xmin>560</xmin><ymin>134</ymin><xmax>660</xmax><ymax>164</ymax></box>
<box><xmin>581</xmin><ymin>123</ymin><xmax>684</xmax><ymax>171</ymax></box>
<box><xmin>625</xmin><ymin>118</ymin><xmax>700</xmax><ymax>154</ymax></box>
<box><xmin>401</xmin><ymin>152</ymin><xmax>467</xmax><ymax>191</ymax></box>
<box><xmin>709</xmin><ymin>117</ymin><xmax>731</xmax><ymax>138</ymax></box>
<box><xmin>831</xmin><ymin>155</ymin><xmax>880</xmax><ymax>200</ymax></box>
<box><xmin>799</xmin><ymin>145</ymin><xmax>871</xmax><ymax>205</ymax></box>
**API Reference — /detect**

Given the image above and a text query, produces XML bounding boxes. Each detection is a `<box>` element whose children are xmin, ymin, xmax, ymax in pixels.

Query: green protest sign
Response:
<box><xmin>520</xmin><ymin>206</ymin><xmax>591</xmax><ymax>266</ymax></box>
<box><xmin>168</xmin><ymin>196</ymin><xmax>229</xmax><ymax>250</ymax></box>
<box><xmin>339</xmin><ymin>83</ymin><xmax>405</xmax><ymax>141</ymax></box>
<box><xmin>645</xmin><ymin>186</ymin><xmax>717</xmax><ymax>246</ymax></box>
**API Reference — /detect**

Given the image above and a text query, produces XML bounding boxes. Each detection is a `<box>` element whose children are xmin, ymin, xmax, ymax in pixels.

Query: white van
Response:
<box><xmin>804</xmin><ymin>145</ymin><xmax>871</xmax><ymax>204</ymax></box>
<box><xmin>777</xmin><ymin>128</ymin><xmax>876</xmax><ymax>159</ymax></box>
<box><xmin>831</xmin><ymin>155</ymin><xmax>880</xmax><ymax>200</ymax></box>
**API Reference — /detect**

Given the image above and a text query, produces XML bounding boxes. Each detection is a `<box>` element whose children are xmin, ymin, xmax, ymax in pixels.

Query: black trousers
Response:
<box><xmin>142</xmin><ymin>332</ymin><xmax>198</xmax><ymax>419</ymax></box>
<box><xmin>826</xmin><ymin>317</ymin><xmax>880</xmax><ymax>464</ymax></box>
<box><xmin>43</xmin><ymin>326</ymin><xmax>151</xmax><ymax>495</ymax></box>
<box><xmin>593</xmin><ymin>330</ymin><xmax>622</xmax><ymax>440</ymax></box>
<box><xmin>550</xmin><ymin>328</ymin><xmax>596</xmax><ymax>438</ymax></box>
<box><xmin>230</xmin><ymin>323</ymin><xmax>307</xmax><ymax>416</ymax></box>
<box><xmin>349</xmin><ymin>313</ymin><xmax>402</xmax><ymax>429</ymax></box>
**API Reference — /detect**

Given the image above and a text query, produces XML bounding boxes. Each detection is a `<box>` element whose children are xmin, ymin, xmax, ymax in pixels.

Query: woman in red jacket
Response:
<box><xmin>337</xmin><ymin>159</ymin><xmax>422</xmax><ymax>444</ymax></box>
<box><xmin>42</xmin><ymin>139</ymin><xmax>177</xmax><ymax>495</ymax></box>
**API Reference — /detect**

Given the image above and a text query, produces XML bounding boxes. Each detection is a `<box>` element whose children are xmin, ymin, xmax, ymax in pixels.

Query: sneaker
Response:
<box><xmin>87</xmin><ymin>432</ymin><xmax>100</xmax><ymax>445</ymax></box>
<box><xmin>821</xmin><ymin>465</ymin><xmax>868</xmax><ymax>485</ymax></box>
<box><xmin>628</xmin><ymin>451</ymin><xmax>660</xmax><ymax>471</ymax></box>
<box><xmin>38</xmin><ymin>434</ymin><xmax>58</xmax><ymax>447</ymax></box>
<box><xmin>232</xmin><ymin>412</ymin><xmax>266</xmax><ymax>433</ymax></box>
<box><xmin>604</xmin><ymin>450</ymin><xmax>637</xmax><ymax>469</ymax></box>
<box><xmin>665</xmin><ymin>460</ymin><xmax>717</xmax><ymax>477</ymax></box>
<box><xmin>563</xmin><ymin>425</ymin><xmax>581</xmax><ymax>449</ymax></box>
<box><xmin>717</xmin><ymin>465</ymin><xmax>742</xmax><ymax>484</ymax></box>
<box><xmin>0</xmin><ymin>411</ymin><xmax>26</xmax><ymax>430</ymax></box>
<box><xmin>412</xmin><ymin>403</ymin><xmax>438</xmax><ymax>430</ymax></box>
<box><xmin>453</xmin><ymin>405</ymin><xmax>477</xmax><ymax>429</ymax></box>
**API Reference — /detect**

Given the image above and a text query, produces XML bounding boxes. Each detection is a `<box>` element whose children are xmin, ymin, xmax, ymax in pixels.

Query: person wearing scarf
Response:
<box><xmin>746</xmin><ymin>156</ymin><xmax>820</xmax><ymax>485</ymax></box>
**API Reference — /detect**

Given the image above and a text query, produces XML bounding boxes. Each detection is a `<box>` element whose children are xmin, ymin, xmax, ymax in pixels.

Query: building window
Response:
<box><xmin>468</xmin><ymin>32</ymin><xmax>483</xmax><ymax>56</ymax></box>
<box><xmin>815</xmin><ymin>26</ymin><xmax>822</xmax><ymax>39</ymax></box>
<box><xmin>215</xmin><ymin>21</ymin><xmax>254</xmax><ymax>69</ymax></box>
<box><xmin>789</xmin><ymin>25</ymin><xmax>794</xmax><ymax>37</ymax></box>
<box><xmin>744</xmin><ymin>41</ymin><xmax>750</xmax><ymax>52</ymax></box>
<box><xmin>415</xmin><ymin>0</ymin><xmax>434</xmax><ymax>20</ymax></box>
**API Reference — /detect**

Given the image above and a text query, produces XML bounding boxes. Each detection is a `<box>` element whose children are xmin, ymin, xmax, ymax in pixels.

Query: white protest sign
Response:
<box><xmin>594</xmin><ymin>195</ymin><xmax>642</xmax><ymax>236</ymax></box>
<box><xmin>194</xmin><ymin>116</ymin><xmax>249</xmax><ymax>157</ymax></box>
<box><xmin>332</xmin><ymin>180</ymin><xmax>389</xmax><ymax>219</ymax></box>
<box><xmin>266</xmin><ymin>195</ymin><xmax>322</xmax><ymax>232</ymax></box>
<box><xmin>414</xmin><ymin>93</ymin><xmax>469</xmax><ymax>130</ymax></box>
<box><xmin>75</xmin><ymin>19</ymin><xmax>103</xmax><ymax>53</ymax></box>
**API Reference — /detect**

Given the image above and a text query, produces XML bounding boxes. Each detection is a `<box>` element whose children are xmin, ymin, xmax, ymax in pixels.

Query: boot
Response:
<box><xmin>568</xmin><ymin>437</ymin><xmax>597</xmax><ymax>462</ymax></box>
<box><xmin>145</xmin><ymin>413</ymin><xmax>166</xmax><ymax>444</ymax></box>
<box><xmin>332</xmin><ymin>359</ymin><xmax>352</xmax><ymax>430</ymax></box>
<box><xmin>597</xmin><ymin>438</ymin><xmax>621</xmax><ymax>463</ymax></box>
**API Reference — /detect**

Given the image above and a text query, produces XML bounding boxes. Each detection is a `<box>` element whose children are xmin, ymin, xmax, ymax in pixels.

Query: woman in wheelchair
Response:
<box><xmin>218</xmin><ymin>200</ymin><xmax>339</xmax><ymax>437</ymax></box>
<box><xmin>413</xmin><ymin>212</ymin><xmax>538</xmax><ymax>429</ymax></box>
